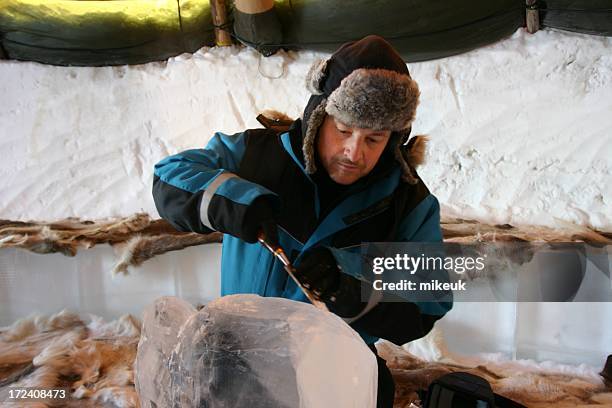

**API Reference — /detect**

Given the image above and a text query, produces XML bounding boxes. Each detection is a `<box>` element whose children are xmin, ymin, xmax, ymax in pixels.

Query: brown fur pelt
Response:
<box><xmin>0</xmin><ymin>213</ymin><xmax>153</xmax><ymax>254</ymax></box>
<box><xmin>0</xmin><ymin>215</ymin><xmax>609</xmax><ymax>278</ymax></box>
<box><xmin>0</xmin><ymin>311</ymin><xmax>141</xmax><ymax>408</ymax></box>
<box><xmin>1</xmin><ymin>213</ymin><xmax>609</xmax><ymax>278</ymax></box>
<box><xmin>0</xmin><ymin>213</ymin><xmax>222</xmax><ymax>255</ymax></box>
<box><xmin>0</xmin><ymin>214</ymin><xmax>223</xmax><ymax>275</ymax></box>
<box><xmin>1</xmin><ymin>214</ymin><xmax>608</xmax><ymax>257</ymax></box>
<box><xmin>111</xmin><ymin>232</ymin><xmax>223</xmax><ymax>276</ymax></box>
<box><xmin>440</xmin><ymin>217</ymin><xmax>611</xmax><ymax>246</ymax></box>
<box><xmin>376</xmin><ymin>340</ymin><xmax>612</xmax><ymax>408</ymax></box>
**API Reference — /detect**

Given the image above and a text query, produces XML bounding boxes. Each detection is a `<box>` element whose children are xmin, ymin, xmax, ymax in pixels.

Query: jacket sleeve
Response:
<box><xmin>330</xmin><ymin>194</ymin><xmax>453</xmax><ymax>346</ymax></box>
<box><xmin>153</xmin><ymin>131</ymin><xmax>279</xmax><ymax>237</ymax></box>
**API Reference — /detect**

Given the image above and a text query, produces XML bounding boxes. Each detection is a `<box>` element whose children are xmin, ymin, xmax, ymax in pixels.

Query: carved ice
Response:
<box><xmin>135</xmin><ymin>294</ymin><xmax>377</xmax><ymax>408</ymax></box>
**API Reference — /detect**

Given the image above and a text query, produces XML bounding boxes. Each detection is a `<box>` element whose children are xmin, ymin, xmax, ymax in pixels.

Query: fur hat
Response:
<box><xmin>302</xmin><ymin>35</ymin><xmax>423</xmax><ymax>184</ymax></box>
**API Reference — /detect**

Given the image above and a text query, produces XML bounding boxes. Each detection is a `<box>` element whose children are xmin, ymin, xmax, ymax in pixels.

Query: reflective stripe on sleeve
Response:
<box><xmin>199</xmin><ymin>172</ymin><xmax>238</xmax><ymax>229</ymax></box>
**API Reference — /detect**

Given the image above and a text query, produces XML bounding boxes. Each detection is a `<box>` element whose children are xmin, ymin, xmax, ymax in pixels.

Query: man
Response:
<box><xmin>153</xmin><ymin>35</ymin><xmax>452</xmax><ymax>407</ymax></box>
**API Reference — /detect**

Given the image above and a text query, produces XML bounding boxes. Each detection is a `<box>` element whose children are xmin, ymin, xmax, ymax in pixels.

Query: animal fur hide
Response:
<box><xmin>442</xmin><ymin>217</ymin><xmax>612</xmax><ymax>246</ymax></box>
<box><xmin>0</xmin><ymin>311</ymin><xmax>141</xmax><ymax>407</ymax></box>
<box><xmin>376</xmin><ymin>337</ymin><xmax>612</xmax><ymax>408</ymax></box>
<box><xmin>1</xmin><ymin>311</ymin><xmax>610</xmax><ymax>408</ymax></box>
<box><xmin>0</xmin><ymin>213</ymin><xmax>609</xmax><ymax>276</ymax></box>
<box><xmin>0</xmin><ymin>214</ymin><xmax>223</xmax><ymax>275</ymax></box>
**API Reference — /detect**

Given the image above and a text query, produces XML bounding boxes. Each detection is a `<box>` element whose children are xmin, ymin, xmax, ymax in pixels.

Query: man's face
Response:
<box><xmin>316</xmin><ymin>115</ymin><xmax>392</xmax><ymax>185</ymax></box>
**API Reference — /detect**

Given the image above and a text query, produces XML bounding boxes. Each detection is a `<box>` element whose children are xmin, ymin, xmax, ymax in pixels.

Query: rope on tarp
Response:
<box><xmin>176</xmin><ymin>0</ymin><xmax>183</xmax><ymax>33</ymax></box>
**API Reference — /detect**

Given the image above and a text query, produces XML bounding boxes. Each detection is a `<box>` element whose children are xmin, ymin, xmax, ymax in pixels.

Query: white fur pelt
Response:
<box><xmin>0</xmin><ymin>310</ymin><xmax>141</xmax><ymax>408</ymax></box>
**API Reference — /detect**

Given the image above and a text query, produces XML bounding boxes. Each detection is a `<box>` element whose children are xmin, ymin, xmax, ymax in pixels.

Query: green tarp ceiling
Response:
<box><xmin>0</xmin><ymin>0</ymin><xmax>610</xmax><ymax>66</ymax></box>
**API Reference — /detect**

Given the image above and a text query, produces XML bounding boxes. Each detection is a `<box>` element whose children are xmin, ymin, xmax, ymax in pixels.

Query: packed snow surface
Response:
<box><xmin>1</xmin><ymin>28</ymin><xmax>610</xmax><ymax>229</ymax></box>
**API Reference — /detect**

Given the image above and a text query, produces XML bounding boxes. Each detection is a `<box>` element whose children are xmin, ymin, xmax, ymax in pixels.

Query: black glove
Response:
<box><xmin>295</xmin><ymin>247</ymin><xmax>367</xmax><ymax>318</ymax></box>
<box><xmin>242</xmin><ymin>195</ymin><xmax>279</xmax><ymax>245</ymax></box>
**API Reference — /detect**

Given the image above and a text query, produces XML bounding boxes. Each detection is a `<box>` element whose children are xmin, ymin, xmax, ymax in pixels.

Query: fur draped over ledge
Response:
<box><xmin>0</xmin><ymin>214</ymin><xmax>223</xmax><ymax>275</ymax></box>
<box><xmin>0</xmin><ymin>213</ymin><xmax>610</xmax><ymax>275</ymax></box>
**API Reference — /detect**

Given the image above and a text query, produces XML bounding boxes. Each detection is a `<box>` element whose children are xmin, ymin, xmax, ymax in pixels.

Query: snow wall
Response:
<box><xmin>1</xmin><ymin>28</ymin><xmax>611</xmax><ymax>367</ymax></box>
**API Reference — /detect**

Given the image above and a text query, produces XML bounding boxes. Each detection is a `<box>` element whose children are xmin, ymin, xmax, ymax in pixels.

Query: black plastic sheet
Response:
<box><xmin>272</xmin><ymin>0</ymin><xmax>524</xmax><ymax>62</ymax></box>
<box><xmin>540</xmin><ymin>0</ymin><xmax>612</xmax><ymax>36</ymax></box>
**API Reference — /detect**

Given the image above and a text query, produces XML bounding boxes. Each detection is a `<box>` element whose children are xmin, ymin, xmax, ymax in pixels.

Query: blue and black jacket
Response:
<box><xmin>153</xmin><ymin>120</ymin><xmax>452</xmax><ymax>345</ymax></box>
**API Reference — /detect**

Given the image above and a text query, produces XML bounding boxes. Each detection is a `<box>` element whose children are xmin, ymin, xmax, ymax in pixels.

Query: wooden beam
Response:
<box><xmin>210</xmin><ymin>0</ymin><xmax>232</xmax><ymax>46</ymax></box>
<box><xmin>526</xmin><ymin>0</ymin><xmax>540</xmax><ymax>34</ymax></box>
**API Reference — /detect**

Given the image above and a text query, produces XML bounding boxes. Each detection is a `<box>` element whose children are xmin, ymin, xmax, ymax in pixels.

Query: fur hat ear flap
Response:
<box><xmin>395</xmin><ymin>134</ymin><xmax>428</xmax><ymax>184</ymax></box>
<box><xmin>302</xmin><ymin>98</ymin><xmax>328</xmax><ymax>174</ymax></box>
<box><xmin>305</xmin><ymin>58</ymin><xmax>328</xmax><ymax>95</ymax></box>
